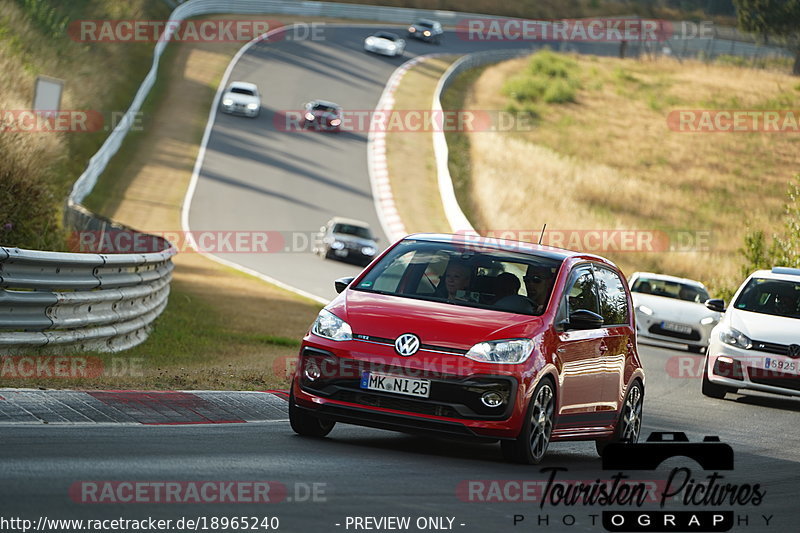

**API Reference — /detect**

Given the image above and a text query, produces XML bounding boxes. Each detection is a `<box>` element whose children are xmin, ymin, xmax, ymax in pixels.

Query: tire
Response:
<box><xmin>501</xmin><ymin>379</ymin><xmax>556</xmax><ymax>464</ymax></box>
<box><xmin>701</xmin><ymin>357</ymin><xmax>734</xmax><ymax>399</ymax></box>
<box><xmin>289</xmin><ymin>387</ymin><xmax>335</xmax><ymax>438</ymax></box>
<box><xmin>596</xmin><ymin>379</ymin><xmax>643</xmax><ymax>457</ymax></box>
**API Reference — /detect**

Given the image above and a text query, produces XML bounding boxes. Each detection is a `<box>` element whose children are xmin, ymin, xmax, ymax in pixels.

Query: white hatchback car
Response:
<box><xmin>630</xmin><ymin>272</ymin><xmax>720</xmax><ymax>353</ymax></box>
<box><xmin>703</xmin><ymin>267</ymin><xmax>800</xmax><ymax>399</ymax></box>
<box><xmin>220</xmin><ymin>81</ymin><xmax>261</xmax><ymax>117</ymax></box>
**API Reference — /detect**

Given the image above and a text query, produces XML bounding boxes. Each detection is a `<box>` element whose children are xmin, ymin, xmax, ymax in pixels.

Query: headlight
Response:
<box><xmin>330</xmin><ymin>118</ymin><xmax>342</xmax><ymax>127</ymax></box>
<box><xmin>423</xmin><ymin>30</ymin><xmax>431</xmax><ymax>36</ymax></box>
<box><xmin>222</xmin><ymin>98</ymin><xmax>234</xmax><ymax>106</ymax></box>
<box><xmin>466</xmin><ymin>339</ymin><xmax>534</xmax><ymax>364</ymax></box>
<box><xmin>305</xmin><ymin>112</ymin><xmax>315</xmax><ymax>121</ymax></box>
<box><xmin>330</xmin><ymin>241</ymin><xmax>344</xmax><ymax>250</ymax></box>
<box><xmin>700</xmin><ymin>316</ymin><xmax>716</xmax><ymax>325</ymax></box>
<box><xmin>365</xmin><ymin>37</ymin><xmax>376</xmax><ymax>46</ymax></box>
<box><xmin>312</xmin><ymin>309</ymin><xmax>352</xmax><ymax>341</ymax></box>
<box><xmin>637</xmin><ymin>305</ymin><xmax>654</xmax><ymax>316</ymax></box>
<box><xmin>246</xmin><ymin>103</ymin><xmax>258</xmax><ymax>110</ymax></box>
<box><xmin>387</xmin><ymin>43</ymin><xmax>396</xmax><ymax>50</ymax></box>
<box><xmin>719</xmin><ymin>328</ymin><xmax>752</xmax><ymax>349</ymax></box>
<box><xmin>361</xmin><ymin>246</ymin><xmax>376</xmax><ymax>256</ymax></box>
<box><xmin>408</xmin><ymin>27</ymin><xmax>416</xmax><ymax>32</ymax></box>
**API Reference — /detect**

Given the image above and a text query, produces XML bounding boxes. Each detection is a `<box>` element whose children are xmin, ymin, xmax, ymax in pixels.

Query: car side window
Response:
<box><xmin>594</xmin><ymin>267</ymin><xmax>629</xmax><ymax>326</ymax></box>
<box><xmin>565</xmin><ymin>266</ymin><xmax>599</xmax><ymax>315</ymax></box>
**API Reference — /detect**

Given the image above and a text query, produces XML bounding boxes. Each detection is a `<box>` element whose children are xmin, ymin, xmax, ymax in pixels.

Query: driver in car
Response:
<box><xmin>524</xmin><ymin>264</ymin><xmax>557</xmax><ymax>314</ymax></box>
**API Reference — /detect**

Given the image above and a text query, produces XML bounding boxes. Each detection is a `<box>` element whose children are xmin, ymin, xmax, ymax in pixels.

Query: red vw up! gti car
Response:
<box><xmin>289</xmin><ymin>234</ymin><xmax>644</xmax><ymax>464</ymax></box>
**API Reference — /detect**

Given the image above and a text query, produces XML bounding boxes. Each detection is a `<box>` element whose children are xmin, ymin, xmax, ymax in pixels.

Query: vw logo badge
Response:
<box><xmin>788</xmin><ymin>344</ymin><xmax>800</xmax><ymax>358</ymax></box>
<box><xmin>395</xmin><ymin>333</ymin><xmax>420</xmax><ymax>357</ymax></box>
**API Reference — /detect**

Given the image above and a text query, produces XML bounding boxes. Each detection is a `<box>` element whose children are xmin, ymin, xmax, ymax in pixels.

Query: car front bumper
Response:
<box><xmin>222</xmin><ymin>103</ymin><xmax>259</xmax><ymax>117</ymax></box>
<box><xmin>706</xmin><ymin>341</ymin><xmax>800</xmax><ymax>398</ymax></box>
<box><xmin>635</xmin><ymin>311</ymin><xmax>713</xmax><ymax>348</ymax></box>
<box><xmin>292</xmin><ymin>338</ymin><xmax>527</xmax><ymax>439</ymax></box>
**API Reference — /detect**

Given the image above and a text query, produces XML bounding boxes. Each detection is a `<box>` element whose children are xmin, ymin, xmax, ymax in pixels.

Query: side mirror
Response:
<box><xmin>334</xmin><ymin>276</ymin><xmax>355</xmax><ymax>294</ymax></box>
<box><xmin>705</xmin><ymin>299</ymin><xmax>726</xmax><ymax>313</ymax></box>
<box><xmin>319</xmin><ymin>226</ymin><xmax>327</xmax><ymax>233</ymax></box>
<box><xmin>566</xmin><ymin>309</ymin><xmax>604</xmax><ymax>330</ymax></box>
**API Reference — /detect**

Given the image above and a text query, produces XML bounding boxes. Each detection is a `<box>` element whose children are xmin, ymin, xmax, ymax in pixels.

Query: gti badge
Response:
<box><xmin>395</xmin><ymin>333</ymin><xmax>421</xmax><ymax>356</ymax></box>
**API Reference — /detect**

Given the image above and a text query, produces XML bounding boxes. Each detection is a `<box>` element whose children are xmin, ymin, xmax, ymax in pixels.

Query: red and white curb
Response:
<box><xmin>367</xmin><ymin>54</ymin><xmax>450</xmax><ymax>243</ymax></box>
<box><xmin>0</xmin><ymin>389</ymin><xmax>288</xmax><ymax>425</ymax></box>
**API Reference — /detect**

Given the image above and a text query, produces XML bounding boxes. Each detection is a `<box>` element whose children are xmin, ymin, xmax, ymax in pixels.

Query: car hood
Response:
<box><xmin>223</xmin><ymin>92</ymin><xmax>258</xmax><ymax>105</ymax></box>
<box><xmin>727</xmin><ymin>309</ymin><xmax>800</xmax><ymax>344</ymax></box>
<box><xmin>330</xmin><ymin>234</ymin><xmax>376</xmax><ymax>247</ymax></box>
<box><xmin>332</xmin><ymin>289</ymin><xmax>543</xmax><ymax>351</ymax></box>
<box><xmin>633</xmin><ymin>293</ymin><xmax>719</xmax><ymax>323</ymax></box>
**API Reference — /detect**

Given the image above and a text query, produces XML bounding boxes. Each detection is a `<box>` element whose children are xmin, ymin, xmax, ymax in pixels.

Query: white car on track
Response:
<box><xmin>363</xmin><ymin>31</ymin><xmax>406</xmax><ymax>57</ymax></box>
<box><xmin>220</xmin><ymin>81</ymin><xmax>261</xmax><ymax>118</ymax></box>
<box><xmin>702</xmin><ymin>267</ymin><xmax>800</xmax><ymax>399</ymax></box>
<box><xmin>630</xmin><ymin>272</ymin><xmax>720</xmax><ymax>353</ymax></box>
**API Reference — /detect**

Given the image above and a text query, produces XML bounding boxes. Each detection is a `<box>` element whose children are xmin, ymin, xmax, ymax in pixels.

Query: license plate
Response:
<box><xmin>360</xmin><ymin>372</ymin><xmax>430</xmax><ymax>398</ymax></box>
<box><xmin>764</xmin><ymin>357</ymin><xmax>800</xmax><ymax>375</ymax></box>
<box><xmin>661</xmin><ymin>321</ymin><xmax>692</xmax><ymax>335</ymax></box>
<box><xmin>334</xmin><ymin>249</ymin><xmax>348</xmax><ymax>257</ymax></box>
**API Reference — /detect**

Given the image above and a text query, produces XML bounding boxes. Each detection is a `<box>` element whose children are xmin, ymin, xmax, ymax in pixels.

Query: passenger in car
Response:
<box><xmin>494</xmin><ymin>272</ymin><xmax>535</xmax><ymax>314</ymax></box>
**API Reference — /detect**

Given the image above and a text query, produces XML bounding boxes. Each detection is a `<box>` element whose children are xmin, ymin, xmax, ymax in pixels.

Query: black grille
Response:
<box><xmin>333</xmin><ymin>390</ymin><xmax>459</xmax><ymax>418</ymax></box>
<box><xmin>750</xmin><ymin>340</ymin><xmax>798</xmax><ymax>357</ymax></box>
<box><xmin>648</xmin><ymin>324</ymin><xmax>701</xmax><ymax>341</ymax></box>
<box><xmin>352</xmin><ymin>333</ymin><xmax>468</xmax><ymax>355</ymax></box>
<box><xmin>748</xmin><ymin>367</ymin><xmax>800</xmax><ymax>391</ymax></box>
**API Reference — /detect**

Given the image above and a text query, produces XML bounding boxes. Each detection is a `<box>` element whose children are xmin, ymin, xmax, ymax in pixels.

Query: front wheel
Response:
<box><xmin>596</xmin><ymin>380</ymin><xmax>643</xmax><ymax>456</ymax></box>
<box><xmin>701</xmin><ymin>358</ymin><xmax>734</xmax><ymax>399</ymax></box>
<box><xmin>501</xmin><ymin>379</ymin><xmax>555</xmax><ymax>464</ymax></box>
<box><xmin>289</xmin><ymin>387</ymin><xmax>335</xmax><ymax>438</ymax></box>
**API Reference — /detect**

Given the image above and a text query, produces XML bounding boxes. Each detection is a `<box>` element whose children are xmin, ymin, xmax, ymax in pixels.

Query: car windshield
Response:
<box><xmin>732</xmin><ymin>278</ymin><xmax>800</xmax><ymax>318</ymax></box>
<box><xmin>313</xmin><ymin>103</ymin><xmax>338</xmax><ymax>114</ymax></box>
<box><xmin>374</xmin><ymin>32</ymin><xmax>398</xmax><ymax>40</ymax></box>
<box><xmin>333</xmin><ymin>223</ymin><xmax>372</xmax><ymax>240</ymax></box>
<box><xmin>229</xmin><ymin>87</ymin><xmax>255</xmax><ymax>96</ymax></box>
<box><xmin>353</xmin><ymin>239</ymin><xmax>562</xmax><ymax>316</ymax></box>
<box><xmin>417</xmin><ymin>21</ymin><xmax>434</xmax><ymax>28</ymax></box>
<box><xmin>631</xmin><ymin>278</ymin><xmax>709</xmax><ymax>303</ymax></box>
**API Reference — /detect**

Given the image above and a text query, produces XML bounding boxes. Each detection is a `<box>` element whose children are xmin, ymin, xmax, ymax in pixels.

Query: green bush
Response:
<box><xmin>543</xmin><ymin>78</ymin><xmax>578</xmax><ymax>103</ymax></box>
<box><xmin>502</xmin><ymin>50</ymin><xmax>581</xmax><ymax>106</ymax></box>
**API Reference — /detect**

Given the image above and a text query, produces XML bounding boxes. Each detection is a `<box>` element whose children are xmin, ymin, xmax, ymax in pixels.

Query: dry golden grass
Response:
<box><xmin>386</xmin><ymin>56</ymin><xmax>458</xmax><ymax>235</ymax></box>
<box><xmin>463</xmin><ymin>54</ymin><xmax>800</xmax><ymax>293</ymax></box>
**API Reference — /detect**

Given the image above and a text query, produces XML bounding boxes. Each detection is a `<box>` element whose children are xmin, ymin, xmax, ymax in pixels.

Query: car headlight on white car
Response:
<box><xmin>305</xmin><ymin>112</ymin><xmax>315</xmax><ymax>121</ymax></box>
<box><xmin>312</xmin><ymin>309</ymin><xmax>352</xmax><ymax>341</ymax></box>
<box><xmin>466</xmin><ymin>339</ymin><xmax>534</xmax><ymax>364</ymax></box>
<box><xmin>246</xmin><ymin>103</ymin><xmax>258</xmax><ymax>110</ymax></box>
<box><xmin>361</xmin><ymin>246</ymin><xmax>376</xmax><ymax>256</ymax></box>
<box><xmin>330</xmin><ymin>241</ymin><xmax>344</xmax><ymax>250</ymax></box>
<box><xmin>637</xmin><ymin>305</ymin><xmax>654</xmax><ymax>316</ymax></box>
<box><xmin>719</xmin><ymin>327</ymin><xmax>752</xmax><ymax>349</ymax></box>
<box><xmin>365</xmin><ymin>37</ymin><xmax>376</xmax><ymax>46</ymax></box>
<box><xmin>222</xmin><ymin>98</ymin><xmax>234</xmax><ymax>106</ymax></box>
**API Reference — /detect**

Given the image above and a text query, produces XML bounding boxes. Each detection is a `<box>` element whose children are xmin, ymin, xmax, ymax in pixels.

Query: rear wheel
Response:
<box><xmin>596</xmin><ymin>380</ymin><xmax>643</xmax><ymax>456</ymax></box>
<box><xmin>501</xmin><ymin>379</ymin><xmax>555</xmax><ymax>464</ymax></box>
<box><xmin>289</xmin><ymin>387</ymin><xmax>335</xmax><ymax>438</ymax></box>
<box><xmin>701</xmin><ymin>357</ymin><xmax>735</xmax><ymax>399</ymax></box>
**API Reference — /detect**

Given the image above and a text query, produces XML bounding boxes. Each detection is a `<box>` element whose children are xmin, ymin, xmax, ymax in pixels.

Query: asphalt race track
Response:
<box><xmin>2</xmin><ymin>25</ymin><xmax>798</xmax><ymax>533</ymax></box>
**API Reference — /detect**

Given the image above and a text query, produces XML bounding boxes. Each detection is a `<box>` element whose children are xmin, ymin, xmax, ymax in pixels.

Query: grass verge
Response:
<box><xmin>385</xmin><ymin>56</ymin><xmax>458</xmax><ymax>234</ymax></box>
<box><xmin>448</xmin><ymin>51</ymin><xmax>800</xmax><ymax>295</ymax></box>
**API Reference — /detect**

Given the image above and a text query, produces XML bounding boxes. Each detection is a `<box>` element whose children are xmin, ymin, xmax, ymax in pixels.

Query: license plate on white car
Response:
<box><xmin>764</xmin><ymin>357</ymin><xmax>800</xmax><ymax>375</ymax></box>
<box><xmin>360</xmin><ymin>372</ymin><xmax>430</xmax><ymax>398</ymax></box>
<box><xmin>661</xmin><ymin>321</ymin><xmax>693</xmax><ymax>335</ymax></box>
